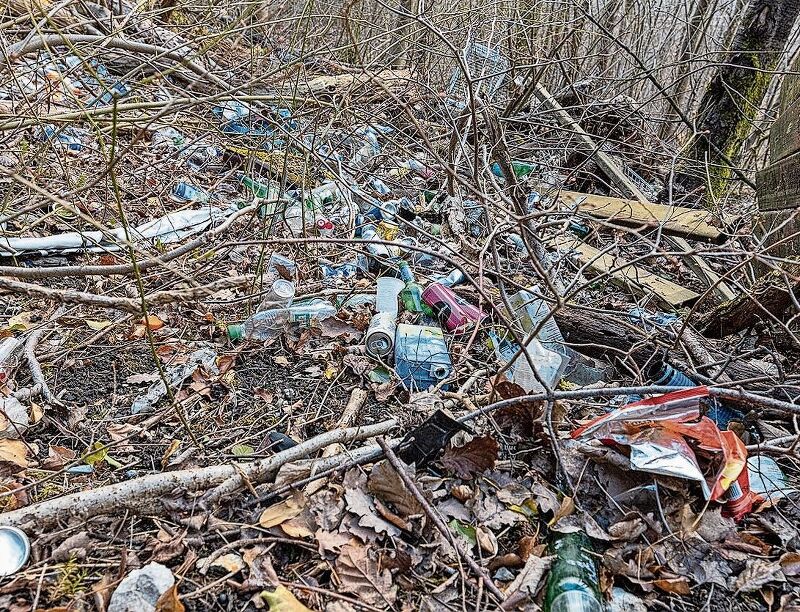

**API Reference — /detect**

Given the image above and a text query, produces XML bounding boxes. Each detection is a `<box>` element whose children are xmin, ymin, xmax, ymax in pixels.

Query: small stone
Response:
<box><xmin>108</xmin><ymin>562</ymin><xmax>174</xmax><ymax>612</ymax></box>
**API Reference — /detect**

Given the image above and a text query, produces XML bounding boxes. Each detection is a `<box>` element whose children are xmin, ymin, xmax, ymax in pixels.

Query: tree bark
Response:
<box><xmin>674</xmin><ymin>0</ymin><xmax>800</xmax><ymax>200</ymax></box>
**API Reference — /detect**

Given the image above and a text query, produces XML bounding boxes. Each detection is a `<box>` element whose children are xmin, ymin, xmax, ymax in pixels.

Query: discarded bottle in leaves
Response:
<box><xmin>365</xmin><ymin>312</ymin><xmax>396</xmax><ymax>359</ymax></box>
<box><xmin>0</xmin><ymin>337</ymin><xmax>22</xmax><ymax>384</ymax></box>
<box><xmin>398</xmin><ymin>260</ymin><xmax>425</xmax><ymax>313</ymax></box>
<box><xmin>228</xmin><ymin>300</ymin><xmax>337</xmax><ymax>341</ymax></box>
<box><xmin>436</xmin><ymin>268</ymin><xmax>466</xmax><ymax>288</ymax></box>
<box><xmin>394</xmin><ymin>324</ymin><xmax>452</xmax><ymax>391</ymax></box>
<box><xmin>171</xmin><ymin>182</ymin><xmax>210</xmax><ymax>204</ymax></box>
<box><xmin>421</xmin><ymin>283</ymin><xmax>485</xmax><ymax>332</ymax></box>
<box><xmin>360</xmin><ymin>223</ymin><xmax>391</xmax><ymax>259</ymax></box>
<box><xmin>647</xmin><ymin>361</ymin><xmax>694</xmax><ymax>388</ymax></box>
<box><xmin>258</xmin><ymin>279</ymin><xmax>295</xmax><ymax>311</ymax></box>
<box><xmin>239</xmin><ymin>173</ymin><xmax>282</xmax><ymax>201</ymax></box>
<box><xmin>491</xmin><ymin>160</ymin><xmax>535</xmax><ymax>179</ymax></box>
<box><xmin>508</xmin><ymin>289</ymin><xmax>570</xmax><ymax>368</ymax></box>
<box><xmin>487</xmin><ymin>331</ymin><xmax>563</xmax><ymax>393</ymax></box>
<box><xmin>544</xmin><ymin>532</ymin><xmax>602</xmax><ymax>612</ymax></box>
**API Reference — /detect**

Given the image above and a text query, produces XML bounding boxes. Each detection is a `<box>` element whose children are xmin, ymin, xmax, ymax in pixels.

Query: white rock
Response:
<box><xmin>108</xmin><ymin>562</ymin><xmax>174</xmax><ymax>612</ymax></box>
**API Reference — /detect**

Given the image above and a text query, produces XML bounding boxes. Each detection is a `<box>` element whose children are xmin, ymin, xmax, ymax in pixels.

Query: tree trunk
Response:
<box><xmin>674</xmin><ymin>0</ymin><xmax>800</xmax><ymax>201</ymax></box>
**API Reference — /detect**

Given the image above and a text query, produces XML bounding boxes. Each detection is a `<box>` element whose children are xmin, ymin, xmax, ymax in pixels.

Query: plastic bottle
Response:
<box><xmin>544</xmin><ymin>532</ymin><xmax>602</xmax><ymax>612</ymax></box>
<box><xmin>258</xmin><ymin>279</ymin><xmax>295</xmax><ymax>311</ymax></box>
<box><xmin>398</xmin><ymin>261</ymin><xmax>425</xmax><ymax>313</ymax></box>
<box><xmin>0</xmin><ymin>337</ymin><xmax>23</xmax><ymax>383</ymax></box>
<box><xmin>436</xmin><ymin>268</ymin><xmax>466</xmax><ymax>288</ymax></box>
<box><xmin>490</xmin><ymin>160</ymin><xmax>535</xmax><ymax>179</ymax></box>
<box><xmin>360</xmin><ymin>224</ymin><xmax>391</xmax><ymax>259</ymax></box>
<box><xmin>509</xmin><ymin>289</ymin><xmax>568</xmax><ymax>360</ymax></box>
<box><xmin>171</xmin><ymin>183</ymin><xmax>210</xmax><ymax>203</ymax></box>
<box><xmin>487</xmin><ymin>331</ymin><xmax>563</xmax><ymax>393</ymax></box>
<box><xmin>228</xmin><ymin>300</ymin><xmax>337</xmax><ymax>341</ymax></box>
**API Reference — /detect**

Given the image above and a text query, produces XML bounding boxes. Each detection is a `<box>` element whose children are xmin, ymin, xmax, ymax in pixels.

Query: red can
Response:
<box><xmin>421</xmin><ymin>282</ymin><xmax>485</xmax><ymax>332</ymax></box>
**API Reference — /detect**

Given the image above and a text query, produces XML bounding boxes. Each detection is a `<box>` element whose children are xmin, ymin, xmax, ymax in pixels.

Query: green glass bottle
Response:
<box><xmin>397</xmin><ymin>260</ymin><xmax>425</xmax><ymax>313</ymax></box>
<box><xmin>544</xmin><ymin>532</ymin><xmax>602</xmax><ymax>612</ymax></box>
<box><xmin>239</xmin><ymin>173</ymin><xmax>281</xmax><ymax>200</ymax></box>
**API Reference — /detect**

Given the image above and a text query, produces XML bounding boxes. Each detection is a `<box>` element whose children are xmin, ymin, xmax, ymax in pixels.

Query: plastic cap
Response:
<box><xmin>227</xmin><ymin>324</ymin><xmax>244</xmax><ymax>340</ymax></box>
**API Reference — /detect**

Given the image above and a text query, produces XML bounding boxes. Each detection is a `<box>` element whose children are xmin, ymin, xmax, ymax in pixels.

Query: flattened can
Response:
<box><xmin>421</xmin><ymin>282</ymin><xmax>485</xmax><ymax>332</ymax></box>
<box><xmin>365</xmin><ymin>312</ymin><xmax>396</xmax><ymax>359</ymax></box>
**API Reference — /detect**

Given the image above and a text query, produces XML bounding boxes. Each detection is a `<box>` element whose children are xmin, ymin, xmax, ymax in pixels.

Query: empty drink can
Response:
<box><xmin>421</xmin><ymin>282</ymin><xmax>485</xmax><ymax>332</ymax></box>
<box><xmin>365</xmin><ymin>312</ymin><xmax>396</xmax><ymax>359</ymax></box>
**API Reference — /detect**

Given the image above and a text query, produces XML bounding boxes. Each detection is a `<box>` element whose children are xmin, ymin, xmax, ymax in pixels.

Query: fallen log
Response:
<box><xmin>0</xmin><ymin>420</ymin><xmax>396</xmax><ymax>532</ymax></box>
<box><xmin>695</xmin><ymin>259</ymin><xmax>800</xmax><ymax>339</ymax></box>
<box><xmin>553</xmin><ymin>306</ymin><xmax>780</xmax><ymax>388</ymax></box>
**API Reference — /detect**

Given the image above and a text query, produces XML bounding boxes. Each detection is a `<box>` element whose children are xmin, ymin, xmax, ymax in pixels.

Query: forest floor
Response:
<box><xmin>0</xmin><ymin>2</ymin><xmax>799</xmax><ymax>611</ymax></box>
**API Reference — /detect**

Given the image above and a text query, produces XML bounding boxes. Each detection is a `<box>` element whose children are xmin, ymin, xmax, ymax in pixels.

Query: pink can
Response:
<box><xmin>421</xmin><ymin>282</ymin><xmax>486</xmax><ymax>332</ymax></box>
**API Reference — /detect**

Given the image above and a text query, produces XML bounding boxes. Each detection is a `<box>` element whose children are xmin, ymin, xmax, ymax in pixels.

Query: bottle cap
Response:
<box><xmin>227</xmin><ymin>324</ymin><xmax>244</xmax><ymax>340</ymax></box>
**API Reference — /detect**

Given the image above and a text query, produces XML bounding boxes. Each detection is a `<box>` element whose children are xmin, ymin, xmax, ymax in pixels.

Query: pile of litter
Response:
<box><xmin>0</xmin><ymin>6</ymin><xmax>798</xmax><ymax>612</ymax></box>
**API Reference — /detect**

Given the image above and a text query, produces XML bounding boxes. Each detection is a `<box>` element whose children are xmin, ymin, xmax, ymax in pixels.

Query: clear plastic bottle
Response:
<box><xmin>228</xmin><ymin>300</ymin><xmax>337</xmax><ymax>341</ymax></box>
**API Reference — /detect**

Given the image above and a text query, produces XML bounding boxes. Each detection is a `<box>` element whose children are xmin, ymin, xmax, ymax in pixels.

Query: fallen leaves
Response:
<box><xmin>441</xmin><ymin>435</ymin><xmax>498</xmax><ymax>479</ymax></box>
<box><xmin>734</xmin><ymin>558</ymin><xmax>785</xmax><ymax>593</ymax></box>
<box><xmin>259</xmin><ymin>492</ymin><xmax>307</xmax><ymax>529</ymax></box>
<box><xmin>334</xmin><ymin>544</ymin><xmax>397</xmax><ymax>606</ymax></box>
<box><xmin>0</xmin><ymin>439</ymin><xmax>30</xmax><ymax>471</ymax></box>
<box><xmin>367</xmin><ymin>460</ymin><xmax>424</xmax><ymax>520</ymax></box>
<box><xmin>261</xmin><ymin>586</ymin><xmax>314</xmax><ymax>612</ymax></box>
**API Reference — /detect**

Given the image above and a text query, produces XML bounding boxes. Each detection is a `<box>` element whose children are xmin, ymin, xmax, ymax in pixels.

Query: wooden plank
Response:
<box><xmin>667</xmin><ymin>236</ymin><xmax>736</xmax><ymax>304</ymax></box>
<box><xmin>779</xmin><ymin>54</ymin><xmax>800</xmax><ymax>113</ymax></box>
<box><xmin>753</xmin><ymin>208</ymin><xmax>800</xmax><ymax>267</ymax></box>
<box><xmin>552</xmin><ymin>235</ymin><xmax>700</xmax><ymax>308</ymax></box>
<box><xmin>769</xmin><ymin>98</ymin><xmax>800</xmax><ymax>163</ymax></box>
<box><xmin>756</xmin><ymin>150</ymin><xmax>800</xmax><ymax>212</ymax></box>
<box><xmin>532</xmin><ymin>83</ymin><xmax>651</xmax><ymax>203</ymax></box>
<box><xmin>553</xmin><ymin>189</ymin><xmax>724</xmax><ymax>241</ymax></box>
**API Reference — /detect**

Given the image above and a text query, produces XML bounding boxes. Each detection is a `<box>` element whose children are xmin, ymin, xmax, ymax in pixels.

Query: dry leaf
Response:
<box><xmin>335</xmin><ymin>544</ymin><xmax>397</xmax><ymax>606</ymax></box>
<box><xmin>367</xmin><ymin>460</ymin><xmax>424</xmax><ymax>519</ymax></box>
<box><xmin>0</xmin><ymin>439</ymin><xmax>30</xmax><ymax>469</ymax></box>
<box><xmin>441</xmin><ymin>436</ymin><xmax>498</xmax><ymax>479</ymax></box>
<box><xmin>505</xmin><ymin>554</ymin><xmax>554</xmax><ymax>597</ymax></box>
<box><xmin>734</xmin><ymin>559</ymin><xmax>785</xmax><ymax>593</ymax></box>
<box><xmin>273</xmin><ymin>356</ymin><xmax>290</xmax><ymax>367</ymax></box>
<box><xmin>42</xmin><ymin>445</ymin><xmax>76</xmax><ymax>470</ymax></box>
<box><xmin>261</xmin><ymin>586</ymin><xmax>315</xmax><ymax>612</ymax></box>
<box><xmin>780</xmin><ymin>552</ymin><xmax>800</xmax><ymax>579</ymax></box>
<box><xmin>241</xmin><ymin>546</ymin><xmax>280</xmax><ymax>591</ymax></box>
<box><xmin>86</xmin><ymin>320</ymin><xmax>112</xmax><ymax>331</ymax></box>
<box><xmin>653</xmin><ymin>577</ymin><xmax>691</xmax><ymax>595</ymax></box>
<box><xmin>155</xmin><ymin>584</ymin><xmax>184</xmax><ymax>612</ymax></box>
<box><xmin>549</xmin><ymin>496</ymin><xmax>575</xmax><ymax>525</ymax></box>
<box><xmin>6</xmin><ymin>312</ymin><xmax>34</xmax><ymax>332</ymax></box>
<box><xmin>210</xmin><ymin>553</ymin><xmax>245</xmax><ymax>575</ymax></box>
<box><xmin>259</xmin><ymin>491</ymin><xmax>307</xmax><ymax>528</ymax></box>
<box><xmin>161</xmin><ymin>440</ymin><xmax>182</xmax><ymax>469</ymax></box>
